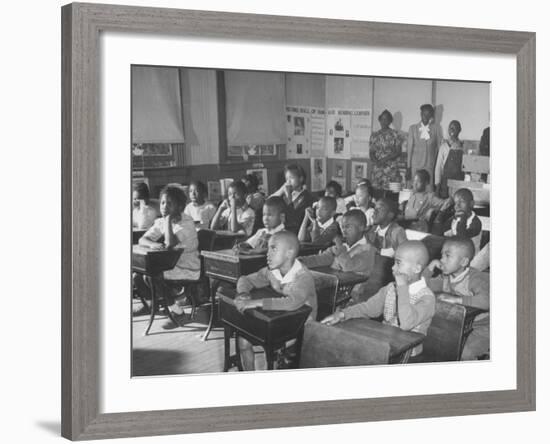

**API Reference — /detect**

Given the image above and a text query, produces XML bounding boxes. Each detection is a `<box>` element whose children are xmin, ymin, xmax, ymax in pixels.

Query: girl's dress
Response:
<box><xmin>184</xmin><ymin>201</ymin><xmax>217</xmax><ymax>229</ymax></box>
<box><xmin>143</xmin><ymin>214</ymin><xmax>201</xmax><ymax>280</ymax></box>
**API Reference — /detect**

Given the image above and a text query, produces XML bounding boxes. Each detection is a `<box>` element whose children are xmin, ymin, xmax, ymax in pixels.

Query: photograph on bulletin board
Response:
<box><xmin>310</xmin><ymin>157</ymin><xmax>327</xmax><ymax>192</ymax></box>
<box><xmin>130</xmin><ymin>64</ymin><xmax>491</xmax><ymax>377</ymax></box>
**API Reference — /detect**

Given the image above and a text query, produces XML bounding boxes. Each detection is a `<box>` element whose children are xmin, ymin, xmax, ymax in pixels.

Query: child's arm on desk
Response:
<box><xmin>236</xmin><ymin>268</ymin><xmax>271</xmax><ymax>295</ymax></box>
<box><xmin>299</xmin><ymin>245</ymin><xmax>337</xmax><ymax>269</ymax></box>
<box><xmin>438</xmin><ymin>272</ymin><xmax>489</xmax><ymax>309</ymax></box>
<box><xmin>395</xmin><ymin>274</ymin><xmax>435</xmax><ymax>331</ymax></box>
<box><xmin>138</xmin><ymin>220</ymin><xmax>164</xmax><ymax>250</ymax></box>
<box><xmin>322</xmin><ymin>286</ymin><xmax>386</xmax><ymax>325</ymax></box>
<box><xmin>261</xmin><ymin>274</ymin><xmax>315</xmax><ymax>312</ymax></box>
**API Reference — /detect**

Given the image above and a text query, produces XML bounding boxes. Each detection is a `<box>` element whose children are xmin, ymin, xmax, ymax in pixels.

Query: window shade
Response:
<box><xmin>131</xmin><ymin>66</ymin><xmax>185</xmax><ymax>144</ymax></box>
<box><xmin>225</xmin><ymin>71</ymin><xmax>286</xmax><ymax>146</ymax></box>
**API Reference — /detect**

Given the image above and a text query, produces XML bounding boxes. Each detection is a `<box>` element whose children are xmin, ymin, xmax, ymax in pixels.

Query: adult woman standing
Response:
<box><xmin>407</xmin><ymin>104</ymin><xmax>443</xmax><ymax>181</ymax></box>
<box><xmin>369</xmin><ymin>109</ymin><xmax>403</xmax><ymax>190</ymax></box>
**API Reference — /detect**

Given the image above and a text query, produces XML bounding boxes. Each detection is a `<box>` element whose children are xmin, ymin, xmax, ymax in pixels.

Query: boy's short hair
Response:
<box><xmin>271</xmin><ymin>230</ymin><xmax>300</xmax><ymax>259</ymax></box>
<box><xmin>420</xmin><ymin>103</ymin><xmax>435</xmax><ymax>117</ymax></box>
<box><xmin>444</xmin><ymin>236</ymin><xmax>476</xmax><ymax>261</ymax></box>
<box><xmin>342</xmin><ymin>208</ymin><xmax>367</xmax><ymax>228</ymax></box>
<box><xmin>415</xmin><ymin>169</ymin><xmax>431</xmax><ymax>185</ymax></box>
<box><xmin>242</xmin><ymin>174</ymin><xmax>259</xmax><ymax>191</ymax></box>
<box><xmin>318</xmin><ymin>196</ymin><xmax>337</xmax><ymax>213</ymax></box>
<box><xmin>284</xmin><ymin>163</ymin><xmax>307</xmax><ymax>182</ymax></box>
<box><xmin>189</xmin><ymin>180</ymin><xmax>208</xmax><ymax>196</ymax></box>
<box><xmin>378</xmin><ymin>197</ymin><xmax>399</xmax><ymax>220</ymax></box>
<box><xmin>264</xmin><ymin>196</ymin><xmax>286</xmax><ymax>215</ymax></box>
<box><xmin>160</xmin><ymin>184</ymin><xmax>187</xmax><ymax>209</ymax></box>
<box><xmin>397</xmin><ymin>240</ymin><xmax>430</xmax><ymax>269</ymax></box>
<box><xmin>326</xmin><ymin>180</ymin><xmax>342</xmax><ymax>197</ymax></box>
<box><xmin>454</xmin><ymin>188</ymin><xmax>474</xmax><ymax>203</ymax></box>
<box><xmin>228</xmin><ymin>180</ymin><xmax>247</xmax><ymax>197</ymax></box>
<box><xmin>133</xmin><ymin>182</ymin><xmax>150</xmax><ymax>200</ymax></box>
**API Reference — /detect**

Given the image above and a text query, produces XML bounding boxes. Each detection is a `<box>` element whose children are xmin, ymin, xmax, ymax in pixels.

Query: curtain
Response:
<box><xmin>131</xmin><ymin>66</ymin><xmax>185</xmax><ymax>144</ymax></box>
<box><xmin>225</xmin><ymin>70</ymin><xmax>286</xmax><ymax>146</ymax></box>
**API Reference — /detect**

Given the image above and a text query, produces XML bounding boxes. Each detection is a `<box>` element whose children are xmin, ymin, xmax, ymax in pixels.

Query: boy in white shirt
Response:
<box><xmin>236</xmin><ymin>196</ymin><xmax>286</xmax><ymax>253</ymax></box>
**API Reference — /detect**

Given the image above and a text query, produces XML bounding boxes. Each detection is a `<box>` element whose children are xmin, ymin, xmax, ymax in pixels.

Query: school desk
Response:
<box><xmin>201</xmin><ymin>249</ymin><xmax>267</xmax><ymax>341</ymax></box>
<box><xmin>200</xmin><ymin>243</ymin><xmax>332</xmax><ymax>340</ymax></box>
<box><xmin>132</xmin><ymin>245</ymin><xmax>183</xmax><ymax>336</ymax></box>
<box><xmin>421</xmin><ymin>299</ymin><xmax>489</xmax><ymax>362</ymax></box>
<box><xmin>132</xmin><ymin>229</ymin><xmax>146</xmax><ymax>244</ymax></box>
<box><xmin>308</xmin><ymin>266</ymin><xmax>368</xmax><ymax>316</ymax></box>
<box><xmin>217</xmin><ymin>286</ymin><xmax>312</xmax><ymax>371</ymax></box>
<box><xmin>212</xmin><ymin>230</ymin><xmax>247</xmax><ymax>250</ymax></box>
<box><xmin>301</xmin><ymin>318</ymin><xmax>425</xmax><ymax>367</ymax></box>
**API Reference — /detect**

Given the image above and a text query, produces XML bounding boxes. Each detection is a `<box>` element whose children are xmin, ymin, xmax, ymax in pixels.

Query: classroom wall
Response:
<box><xmin>135</xmin><ymin>69</ymin><xmax>491</xmax><ymax>193</ymax></box>
<box><xmin>435</xmin><ymin>81</ymin><xmax>490</xmax><ymax>140</ymax></box>
<box><xmin>372</xmin><ymin>77</ymin><xmax>433</xmax><ymax>136</ymax></box>
<box><xmin>285</xmin><ymin>73</ymin><xmax>325</xmax><ymax>107</ymax></box>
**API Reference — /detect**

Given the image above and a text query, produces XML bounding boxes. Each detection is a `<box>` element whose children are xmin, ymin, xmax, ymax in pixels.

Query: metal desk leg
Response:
<box><xmin>202</xmin><ymin>278</ymin><xmax>221</xmax><ymax>341</ymax></box>
<box><xmin>143</xmin><ymin>275</ymin><xmax>156</xmax><ymax>336</ymax></box>
<box><xmin>223</xmin><ymin>325</ymin><xmax>231</xmax><ymax>371</ymax></box>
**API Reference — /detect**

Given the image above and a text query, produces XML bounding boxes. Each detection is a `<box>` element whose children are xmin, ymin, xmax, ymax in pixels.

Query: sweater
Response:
<box><xmin>299</xmin><ymin>237</ymin><xmax>376</xmax><ymax>276</ymax></box>
<box><xmin>342</xmin><ymin>278</ymin><xmax>435</xmax><ymax>356</ymax></box>
<box><xmin>236</xmin><ymin>260</ymin><xmax>318</xmax><ymax>321</ymax></box>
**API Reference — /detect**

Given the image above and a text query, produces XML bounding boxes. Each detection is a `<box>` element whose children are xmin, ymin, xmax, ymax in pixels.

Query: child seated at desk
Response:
<box><xmin>298</xmin><ymin>196</ymin><xmax>340</xmax><ymax>245</ymax></box>
<box><xmin>236</xmin><ymin>196</ymin><xmax>286</xmax><ymax>253</ymax></box>
<box><xmin>321</xmin><ymin>180</ymin><xmax>347</xmax><ymax>215</ymax></box>
<box><xmin>234</xmin><ymin>231</ymin><xmax>318</xmax><ymax>371</ymax></box>
<box><xmin>436</xmin><ymin>188</ymin><xmax>482</xmax><ymax>253</ymax></box>
<box><xmin>348</xmin><ymin>182</ymin><xmax>375</xmax><ymax>227</ymax></box>
<box><xmin>321</xmin><ymin>241</ymin><xmax>435</xmax><ymax>358</ymax></box>
<box><xmin>132</xmin><ymin>182</ymin><xmax>158</xmax><ymax>230</ymax></box>
<box><xmin>299</xmin><ymin>209</ymin><xmax>375</xmax><ymax>276</ymax></box>
<box><xmin>133</xmin><ymin>185</ymin><xmax>200</xmax><ymax>326</ymax></box>
<box><xmin>183</xmin><ymin>180</ymin><xmax>216</xmax><ymax>230</ymax></box>
<box><xmin>210</xmin><ymin>180</ymin><xmax>256</xmax><ymax>236</ymax></box>
<box><xmin>270</xmin><ymin>163</ymin><xmax>315</xmax><ymax>234</ymax></box>
<box><xmin>424</xmin><ymin>237</ymin><xmax>490</xmax><ymax>360</ymax></box>
<box><xmin>367</xmin><ymin>198</ymin><xmax>407</xmax><ymax>258</ymax></box>
<box><xmin>241</xmin><ymin>173</ymin><xmax>266</xmax><ymax>212</ymax></box>
<box><xmin>400</xmin><ymin>169</ymin><xmax>452</xmax><ymax>232</ymax></box>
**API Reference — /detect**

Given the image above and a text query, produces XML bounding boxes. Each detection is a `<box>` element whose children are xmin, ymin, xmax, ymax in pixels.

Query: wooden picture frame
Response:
<box><xmin>61</xmin><ymin>2</ymin><xmax>535</xmax><ymax>440</ymax></box>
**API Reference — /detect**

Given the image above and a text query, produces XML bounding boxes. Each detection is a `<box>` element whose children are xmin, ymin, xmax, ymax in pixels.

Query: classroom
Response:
<box><xmin>131</xmin><ymin>65</ymin><xmax>491</xmax><ymax>375</ymax></box>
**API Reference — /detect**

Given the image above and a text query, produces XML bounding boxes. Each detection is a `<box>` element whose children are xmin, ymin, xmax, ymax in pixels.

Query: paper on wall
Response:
<box><xmin>326</xmin><ymin>109</ymin><xmax>351</xmax><ymax>159</ymax></box>
<box><xmin>350</xmin><ymin>110</ymin><xmax>372</xmax><ymax>158</ymax></box>
<box><xmin>310</xmin><ymin>157</ymin><xmax>326</xmax><ymax>192</ymax></box>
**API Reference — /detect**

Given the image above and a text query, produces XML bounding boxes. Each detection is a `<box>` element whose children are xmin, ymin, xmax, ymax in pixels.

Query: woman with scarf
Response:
<box><xmin>407</xmin><ymin>104</ymin><xmax>443</xmax><ymax>183</ymax></box>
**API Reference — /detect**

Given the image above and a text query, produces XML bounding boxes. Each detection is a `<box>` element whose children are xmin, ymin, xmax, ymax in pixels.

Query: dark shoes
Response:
<box><xmin>132</xmin><ymin>303</ymin><xmax>150</xmax><ymax>316</ymax></box>
<box><xmin>161</xmin><ymin>311</ymin><xmax>187</xmax><ymax>330</ymax></box>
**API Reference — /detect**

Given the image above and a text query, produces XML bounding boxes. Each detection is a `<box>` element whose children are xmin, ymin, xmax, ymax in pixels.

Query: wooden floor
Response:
<box><xmin>132</xmin><ymin>301</ymin><xmax>270</xmax><ymax>376</ymax></box>
<box><xmin>132</xmin><ymin>301</ymin><xmax>227</xmax><ymax>376</ymax></box>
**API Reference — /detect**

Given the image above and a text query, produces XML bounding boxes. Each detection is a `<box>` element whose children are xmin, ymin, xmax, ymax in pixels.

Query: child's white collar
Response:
<box><xmin>271</xmin><ymin>259</ymin><xmax>303</xmax><ymax>284</ymax></box>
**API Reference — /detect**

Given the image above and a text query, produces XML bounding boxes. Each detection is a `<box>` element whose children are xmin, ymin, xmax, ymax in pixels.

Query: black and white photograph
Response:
<box><xmin>131</xmin><ymin>65</ymin><xmax>491</xmax><ymax>376</ymax></box>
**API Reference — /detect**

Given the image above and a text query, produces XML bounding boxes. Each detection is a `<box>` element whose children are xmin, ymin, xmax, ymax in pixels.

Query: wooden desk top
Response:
<box><xmin>131</xmin><ymin>245</ymin><xmax>183</xmax><ymax>276</ymax></box>
<box><xmin>335</xmin><ymin>318</ymin><xmax>425</xmax><ymax>359</ymax></box>
<box><xmin>214</xmin><ymin>230</ymin><xmax>248</xmax><ymax>238</ymax></box>
<box><xmin>309</xmin><ymin>266</ymin><xmax>368</xmax><ymax>288</ymax></box>
<box><xmin>219</xmin><ymin>286</ymin><xmax>308</xmax><ymax>322</ymax></box>
<box><xmin>201</xmin><ymin>248</ymin><xmax>265</xmax><ymax>263</ymax></box>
